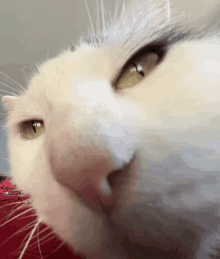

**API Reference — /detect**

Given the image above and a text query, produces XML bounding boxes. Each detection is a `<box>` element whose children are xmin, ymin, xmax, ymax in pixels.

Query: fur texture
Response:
<box><xmin>3</xmin><ymin>0</ymin><xmax>220</xmax><ymax>258</ymax></box>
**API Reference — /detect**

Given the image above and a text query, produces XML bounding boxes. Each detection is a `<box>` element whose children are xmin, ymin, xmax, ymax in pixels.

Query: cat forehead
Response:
<box><xmin>27</xmin><ymin>45</ymin><xmax>121</xmax><ymax>97</ymax></box>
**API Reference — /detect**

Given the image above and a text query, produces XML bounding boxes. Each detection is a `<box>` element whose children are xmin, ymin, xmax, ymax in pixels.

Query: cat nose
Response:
<box><xmin>50</xmin><ymin>145</ymin><xmax>122</xmax><ymax>213</ymax></box>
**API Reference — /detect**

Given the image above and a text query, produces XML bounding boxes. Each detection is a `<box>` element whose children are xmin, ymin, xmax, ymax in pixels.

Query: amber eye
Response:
<box><xmin>21</xmin><ymin>120</ymin><xmax>45</xmax><ymax>140</ymax></box>
<box><xmin>115</xmin><ymin>51</ymin><xmax>160</xmax><ymax>90</ymax></box>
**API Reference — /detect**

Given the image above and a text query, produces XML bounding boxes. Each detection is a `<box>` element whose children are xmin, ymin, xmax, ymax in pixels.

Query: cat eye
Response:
<box><xmin>21</xmin><ymin>120</ymin><xmax>45</xmax><ymax>140</ymax></box>
<box><xmin>114</xmin><ymin>46</ymin><xmax>164</xmax><ymax>90</ymax></box>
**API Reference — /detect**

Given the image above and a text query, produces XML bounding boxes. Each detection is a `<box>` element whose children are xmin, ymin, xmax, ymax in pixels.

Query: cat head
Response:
<box><xmin>2</xmin><ymin>0</ymin><xmax>220</xmax><ymax>258</ymax></box>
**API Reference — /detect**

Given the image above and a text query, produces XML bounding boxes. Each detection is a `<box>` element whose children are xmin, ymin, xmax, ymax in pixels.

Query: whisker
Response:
<box><xmin>121</xmin><ymin>0</ymin><xmax>126</xmax><ymax>16</ymax></box>
<box><xmin>37</xmin><ymin>223</ymin><xmax>43</xmax><ymax>259</ymax></box>
<box><xmin>0</xmin><ymin>220</ymin><xmax>37</xmax><ymax>250</ymax></box>
<box><xmin>96</xmin><ymin>0</ymin><xmax>100</xmax><ymax>33</ymax></box>
<box><xmin>0</xmin><ymin>204</ymin><xmax>25</xmax><ymax>224</ymax></box>
<box><xmin>3</xmin><ymin>77</ymin><xmax>23</xmax><ymax>91</ymax></box>
<box><xmin>0</xmin><ymin>81</ymin><xmax>22</xmax><ymax>94</ymax></box>
<box><xmin>19</xmin><ymin>214</ymin><xmax>37</xmax><ymax>221</ymax></box>
<box><xmin>16</xmin><ymin>220</ymin><xmax>38</xmax><ymax>235</ymax></box>
<box><xmin>0</xmin><ymin>89</ymin><xmax>17</xmax><ymax>96</ymax></box>
<box><xmin>0</xmin><ymin>94</ymin><xmax>11</xmax><ymax>97</ymax></box>
<box><xmin>0</xmin><ymin>70</ymin><xmax>26</xmax><ymax>91</ymax></box>
<box><xmin>18</xmin><ymin>219</ymin><xmax>41</xmax><ymax>259</ymax></box>
<box><xmin>0</xmin><ymin>199</ymin><xmax>30</xmax><ymax>214</ymax></box>
<box><xmin>1</xmin><ymin>200</ymin><xmax>32</xmax><ymax>224</ymax></box>
<box><xmin>28</xmin><ymin>224</ymin><xmax>50</xmax><ymax>240</ymax></box>
<box><xmin>5</xmin><ymin>207</ymin><xmax>35</xmax><ymax>226</ymax></box>
<box><xmin>113</xmin><ymin>0</ymin><xmax>120</xmax><ymax>22</ymax></box>
<box><xmin>101</xmin><ymin>0</ymin><xmax>107</xmax><ymax>37</ymax></box>
<box><xmin>0</xmin><ymin>200</ymin><xmax>24</xmax><ymax>210</ymax></box>
<box><xmin>105</xmin><ymin>3</ymin><xmax>113</xmax><ymax>26</ymax></box>
<box><xmin>11</xmin><ymin>221</ymin><xmax>43</xmax><ymax>256</ymax></box>
<box><xmin>23</xmin><ymin>225</ymin><xmax>51</xmax><ymax>250</ymax></box>
<box><xmin>0</xmin><ymin>207</ymin><xmax>33</xmax><ymax>228</ymax></box>
<box><xmin>16</xmin><ymin>222</ymin><xmax>40</xmax><ymax>248</ymax></box>
<box><xmin>24</xmin><ymin>232</ymin><xmax>55</xmax><ymax>253</ymax></box>
<box><xmin>116</xmin><ymin>0</ymin><xmax>157</xmax><ymax>61</ymax></box>
<box><xmin>44</xmin><ymin>240</ymin><xmax>66</xmax><ymax>258</ymax></box>
<box><xmin>0</xmin><ymin>201</ymin><xmax>25</xmax><ymax>220</ymax></box>
<box><xmin>85</xmin><ymin>0</ymin><xmax>95</xmax><ymax>38</ymax></box>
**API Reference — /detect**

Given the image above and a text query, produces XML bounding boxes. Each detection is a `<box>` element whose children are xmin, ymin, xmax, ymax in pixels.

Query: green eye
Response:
<box><xmin>21</xmin><ymin>120</ymin><xmax>45</xmax><ymax>139</ymax></box>
<box><xmin>115</xmin><ymin>51</ymin><xmax>160</xmax><ymax>90</ymax></box>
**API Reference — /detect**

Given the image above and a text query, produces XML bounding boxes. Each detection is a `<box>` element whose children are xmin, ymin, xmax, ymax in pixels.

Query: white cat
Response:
<box><xmin>2</xmin><ymin>0</ymin><xmax>220</xmax><ymax>258</ymax></box>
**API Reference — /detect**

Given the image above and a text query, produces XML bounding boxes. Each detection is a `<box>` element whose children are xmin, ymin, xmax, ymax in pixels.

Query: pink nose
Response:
<box><xmin>50</xmin><ymin>144</ymin><xmax>120</xmax><ymax>215</ymax></box>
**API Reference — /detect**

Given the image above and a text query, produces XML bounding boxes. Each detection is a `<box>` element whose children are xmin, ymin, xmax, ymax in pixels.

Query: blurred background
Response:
<box><xmin>0</xmin><ymin>0</ymin><xmax>118</xmax><ymax>176</ymax></box>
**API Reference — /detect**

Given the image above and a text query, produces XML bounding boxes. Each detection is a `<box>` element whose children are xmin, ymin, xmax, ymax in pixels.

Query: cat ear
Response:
<box><xmin>2</xmin><ymin>96</ymin><xmax>17</xmax><ymax>112</ymax></box>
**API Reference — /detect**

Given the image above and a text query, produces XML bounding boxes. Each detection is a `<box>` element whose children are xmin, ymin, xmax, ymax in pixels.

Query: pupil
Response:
<box><xmin>32</xmin><ymin>121</ymin><xmax>36</xmax><ymax>133</ymax></box>
<box><xmin>133</xmin><ymin>63</ymin><xmax>144</xmax><ymax>77</ymax></box>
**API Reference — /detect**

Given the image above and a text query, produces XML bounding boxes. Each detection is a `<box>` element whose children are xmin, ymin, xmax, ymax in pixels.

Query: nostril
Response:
<box><xmin>107</xmin><ymin>169</ymin><xmax>124</xmax><ymax>189</ymax></box>
<box><xmin>107</xmin><ymin>154</ymin><xmax>137</xmax><ymax>190</ymax></box>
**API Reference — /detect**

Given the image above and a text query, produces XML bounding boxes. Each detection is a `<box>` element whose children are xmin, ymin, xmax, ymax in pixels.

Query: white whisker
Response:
<box><xmin>0</xmin><ymin>81</ymin><xmax>22</xmax><ymax>94</ymax></box>
<box><xmin>0</xmin><ymin>89</ymin><xmax>17</xmax><ymax>96</ymax></box>
<box><xmin>20</xmin><ymin>214</ymin><xmax>37</xmax><ymax>220</ymax></box>
<box><xmin>18</xmin><ymin>219</ymin><xmax>41</xmax><ymax>259</ymax></box>
<box><xmin>37</xmin><ymin>223</ymin><xmax>43</xmax><ymax>259</ymax></box>
<box><xmin>26</xmin><ymin>233</ymin><xmax>55</xmax><ymax>252</ymax></box>
<box><xmin>0</xmin><ymin>200</ymin><xmax>24</xmax><ymax>210</ymax></box>
<box><xmin>1</xmin><ymin>200</ymin><xmax>32</xmax><ymax>224</ymax></box>
<box><xmin>96</xmin><ymin>0</ymin><xmax>100</xmax><ymax>33</ymax></box>
<box><xmin>23</xmin><ymin>225</ymin><xmax>51</xmax><ymax>250</ymax></box>
<box><xmin>10</xmin><ymin>222</ymin><xmax>40</xmax><ymax>255</ymax></box>
<box><xmin>101</xmin><ymin>0</ymin><xmax>106</xmax><ymax>36</ymax></box>
<box><xmin>44</xmin><ymin>240</ymin><xmax>66</xmax><ymax>258</ymax></box>
<box><xmin>113</xmin><ymin>0</ymin><xmax>120</xmax><ymax>22</ymax></box>
<box><xmin>0</xmin><ymin>198</ymin><xmax>30</xmax><ymax>213</ymax></box>
<box><xmin>0</xmin><ymin>94</ymin><xmax>9</xmax><ymax>97</ymax></box>
<box><xmin>0</xmin><ymin>207</ymin><xmax>33</xmax><ymax>228</ymax></box>
<box><xmin>16</xmin><ymin>220</ymin><xmax>38</xmax><ymax>235</ymax></box>
<box><xmin>16</xmin><ymin>222</ymin><xmax>39</xmax><ymax>248</ymax></box>
<box><xmin>0</xmin><ymin>220</ymin><xmax>37</xmax><ymax>252</ymax></box>
<box><xmin>121</xmin><ymin>0</ymin><xmax>126</xmax><ymax>16</ymax></box>
<box><xmin>85</xmin><ymin>0</ymin><xmax>95</xmax><ymax>37</ymax></box>
<box><xmin>3</xmin><ymin>77</ymin><xmax>22</xmax><ymax>91</ymax></box>
<box><xmin>0</xmin><ymin>71</ymin><xmax>25</xmax><ymax>91</ymax></box>
<box><xmin>106</xmin><ymin>4</ymin><xmax>113</xmax><ymax>25</ymax></box>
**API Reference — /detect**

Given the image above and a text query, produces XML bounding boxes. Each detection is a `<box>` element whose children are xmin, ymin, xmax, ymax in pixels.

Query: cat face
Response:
<box><xmin>3</xmin><ymin>0</ymin><xmax>220</xmax><ymax>258</ymax></box>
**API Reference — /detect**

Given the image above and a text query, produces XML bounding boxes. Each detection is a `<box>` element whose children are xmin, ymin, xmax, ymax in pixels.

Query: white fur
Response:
<box><xmin>3</xmin><ymin>0</ymin><xmax>220</xmax><ymax>258</ymax></box>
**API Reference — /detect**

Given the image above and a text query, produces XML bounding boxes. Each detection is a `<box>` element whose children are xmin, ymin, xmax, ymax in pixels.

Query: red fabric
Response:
<box><xmin>0</xmin><ymin>179</ymin><xmax>15</xmax><ymax>190</ymax></box>
<box><xmin>0</xmin><ymin>179</ymin><xmax>85</xmax><ymax>259</ymax></box>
